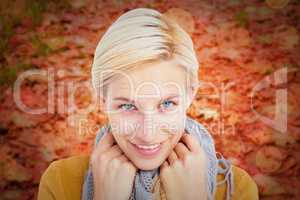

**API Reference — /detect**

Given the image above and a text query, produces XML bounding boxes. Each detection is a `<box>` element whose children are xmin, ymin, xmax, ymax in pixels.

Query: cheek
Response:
<box><xmin>156</xmin><ymin>114</ymin><xmax>185</xmax><ymax>134</ymax></box>
<box><xmin>111</xmin><ymin>133</ymin><xmax>127</xmax><ymax>151</ymax></box>
<box><xmin>108</xmin><ymin>113</ymin><xmax>143</xmax><ymax>135</ymax></box>
<box><xmin>157</xmin><ymin>115</ymin><xmax>185</xmax><ymax>148</ymax></box>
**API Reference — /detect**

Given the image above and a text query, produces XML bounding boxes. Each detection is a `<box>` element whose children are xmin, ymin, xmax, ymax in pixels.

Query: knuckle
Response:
<box><xmin>175</xmin><ymin>142</ymin><xmax>183</xmax><ymax>148</ymax></box>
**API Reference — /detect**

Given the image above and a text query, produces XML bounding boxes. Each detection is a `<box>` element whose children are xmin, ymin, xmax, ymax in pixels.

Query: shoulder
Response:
<box><xmin>231</xmin><ymin>165</ymin><xmax>259</xmax><ymax>199</ymax></box>
<box><xmin>215</xmin><ymin>165</ymin><xmax>259</xmax><ymax>200</ymax></box>
<box><xmin>38</xmin><ymin>155</ymin><xmax>90</xmax><ymax>200</ymax></box>
<box><xmin>41</xmin><ymin>154</ymin><xmax>90</xmax><ymax>181</ymax></box>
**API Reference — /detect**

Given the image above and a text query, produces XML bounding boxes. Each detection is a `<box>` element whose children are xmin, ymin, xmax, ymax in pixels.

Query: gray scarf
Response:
<box><xmin>81</xmin><ymin>116</ymin><xmax>234</xmax><ymax>200</ymax></box>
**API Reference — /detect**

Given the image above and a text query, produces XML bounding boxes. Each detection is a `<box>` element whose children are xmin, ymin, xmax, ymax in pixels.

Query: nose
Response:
<box><xmin>134</xmin><ymin>113</ymin><xmax>157</xmax><ymax>143</ymax></box>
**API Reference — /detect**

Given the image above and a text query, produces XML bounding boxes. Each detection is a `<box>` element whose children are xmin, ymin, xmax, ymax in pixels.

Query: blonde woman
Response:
<box><xmin>38</xmin><ymin>8</ymin><xmax>259</xmax><ymax>200</ymax></box>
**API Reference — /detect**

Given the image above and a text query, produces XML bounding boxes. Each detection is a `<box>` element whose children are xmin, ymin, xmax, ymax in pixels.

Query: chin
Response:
<box><xmin>131</xmin><ymin>158</ymin><xmax>164</xmax><ymax>170</ymax></box>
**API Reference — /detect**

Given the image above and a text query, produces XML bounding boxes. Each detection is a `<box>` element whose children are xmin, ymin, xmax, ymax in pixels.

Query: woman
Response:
<box><xmin>38</xmin><ymin>8</ymin><xmax>259</xmax><ymax>200</ymax></box>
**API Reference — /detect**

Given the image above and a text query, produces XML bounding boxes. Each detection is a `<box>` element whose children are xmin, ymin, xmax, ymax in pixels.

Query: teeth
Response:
<box><xmin>135</xmin><ymin>144</ymin><xmax>160</xmax><ymax>150</ymax></box>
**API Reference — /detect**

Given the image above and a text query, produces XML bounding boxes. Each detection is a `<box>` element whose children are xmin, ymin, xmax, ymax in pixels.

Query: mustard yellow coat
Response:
<box><xmin>38</xmin><ymin>155</ymin><xmax>259</xmax><ymax>200</ymax></box>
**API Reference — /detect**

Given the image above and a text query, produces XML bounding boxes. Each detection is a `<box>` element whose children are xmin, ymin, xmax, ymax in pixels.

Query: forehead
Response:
<box><xmin>107</xmin><ymin>60</ymin><xmax>188</xmax><ymax>97</ymax></box>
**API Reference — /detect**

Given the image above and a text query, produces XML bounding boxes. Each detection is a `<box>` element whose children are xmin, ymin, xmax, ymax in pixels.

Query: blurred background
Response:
<box><xmin>0</xmin><ymin>0</ymin><xmax>299</xmax><ymax>199</ymax></box>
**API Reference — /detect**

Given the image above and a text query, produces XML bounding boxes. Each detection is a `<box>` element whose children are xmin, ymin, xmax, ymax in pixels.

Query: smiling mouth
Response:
<box><xmin>134</xmin><ymin>143</ymin><xmax>160</xmax><ymax>149</ymax></box>
<box><xmin>129</xmin><ymin>141</ymin><xmax>165</xmax><ymax>156</ymax></box>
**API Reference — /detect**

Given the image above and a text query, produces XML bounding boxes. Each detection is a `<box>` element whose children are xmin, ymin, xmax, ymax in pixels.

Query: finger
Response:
<box><xmin>91</xmin><ymin>134</ymin><xmax>114</xmax><ymax>164</ymax></box>
<box><xmin>181</xmin><ymin>133</ymin><xmax>200</xmax><ymax>153</ymax></box>
<box><xmin>160</xmin><ymin>161</ymin><xmax>169</xmax><ymax>171</ymax></box>
<box><xmin>103</xmin><ymin>145</ymin><xmax>123</xmax><ymax>161</ymax></box>
<box><xmin>96</xmin><ymin>133</ymin><xmax>115</xmax><ymax>153</ymax></box>
<box><xmin>167</xmin><ymin>151</ymin><xmax>178</xmax><ymax>165</ymax></box>
<box><xmin>174</xmin><ymin>142</ymin><xmax>189</xmax><ymax>160</ymax></box>
<box><xmin>119</xmin><ymin>156</ymin><xmax>137</xmax><ymax>173</ymax></box>
<box><xmin>117</xmin><ymin>154</ymin><xmax>129</xmax><ymax>163</ymax></box>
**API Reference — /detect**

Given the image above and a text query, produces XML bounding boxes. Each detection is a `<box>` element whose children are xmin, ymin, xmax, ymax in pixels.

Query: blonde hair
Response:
<box><xmin>91</xmin><ymin>8</ymin><xmax>199</xmax><ymax>98</ymax></box>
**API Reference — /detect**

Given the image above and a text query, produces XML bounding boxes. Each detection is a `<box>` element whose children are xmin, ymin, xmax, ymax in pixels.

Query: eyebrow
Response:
<box><xmin>112</xmin><ymin>94</ymin><xmax>180</xmax><ymax>103</ymax></box>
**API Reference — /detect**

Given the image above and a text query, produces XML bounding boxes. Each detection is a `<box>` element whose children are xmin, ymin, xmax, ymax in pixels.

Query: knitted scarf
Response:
<box><xmin>81</xmin><ymin>116</ymin><xmax>234</xmax><ymax>200</ymax></box>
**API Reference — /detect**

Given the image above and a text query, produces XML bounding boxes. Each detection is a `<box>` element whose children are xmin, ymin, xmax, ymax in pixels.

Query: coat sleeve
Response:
<box><xmin>231</xmin><ymin>166</ymin><xmax>259</xmax><ymax>200</ymax></box>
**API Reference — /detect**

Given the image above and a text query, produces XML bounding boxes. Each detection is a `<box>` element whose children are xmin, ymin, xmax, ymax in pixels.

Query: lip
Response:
<box><xmin>129</xmin><ymin>142</ymin><xmax>164</xmax><ymax>157</ymax></box>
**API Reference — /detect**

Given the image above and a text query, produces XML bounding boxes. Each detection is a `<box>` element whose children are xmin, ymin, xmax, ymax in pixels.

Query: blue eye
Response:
<box><xmin>119</xmin><ymin>103</ymin><xmax>136</xmax><ymax>111</ymax></box>
<box><xmin>160</xmin><ymin>100</ymin><xmax>176</xmax><ymax>109</ymax></box>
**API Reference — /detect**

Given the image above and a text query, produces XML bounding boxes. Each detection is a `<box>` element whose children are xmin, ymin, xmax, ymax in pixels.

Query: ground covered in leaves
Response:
<box><xmin>0</xmin><ymin>0</ymin><xmax>299</xmax><ymax>199</ymax></box>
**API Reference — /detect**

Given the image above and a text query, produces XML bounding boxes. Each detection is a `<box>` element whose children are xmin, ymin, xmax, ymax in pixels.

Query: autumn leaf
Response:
<box><xmin>255</xmin><ymin>146</ymin><xmax>283</xmax><ymax>173</ymax></box>
<box><xmin>163</xmin><ymin>7</ymin><xmax>195</xmax><ymax>35</ymax></box>
<box><xmin>253</xmin><ymin>174</ymin><xmax>286</xmax><ymax>195</ymax></box>
<box><xmin>274</xmin><ymin>25</ymin><xmax>299</xmax><ymax>50</ymax></box>
<box><xmin>0</xmin><ymin>0</ymin><xmax>299</xmax><ymax>199</ymax></box>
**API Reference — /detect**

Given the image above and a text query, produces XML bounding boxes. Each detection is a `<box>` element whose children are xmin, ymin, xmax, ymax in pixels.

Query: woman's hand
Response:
<box><xmin>160</xmin><ymin>133</ymin><xmax>208</xmax><ymax>200</ymax></box>
<box><xmin>90</xmin><ymin>133</ymin><xmax>137</xmax><ymax>200</ymax></box>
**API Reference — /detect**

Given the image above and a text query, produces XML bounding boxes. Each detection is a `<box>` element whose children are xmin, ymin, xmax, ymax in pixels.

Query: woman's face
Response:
<box><xmin>102</xmin><ymin>60</ymin><xmax>194</xmax><ymax>170</ymax></box>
